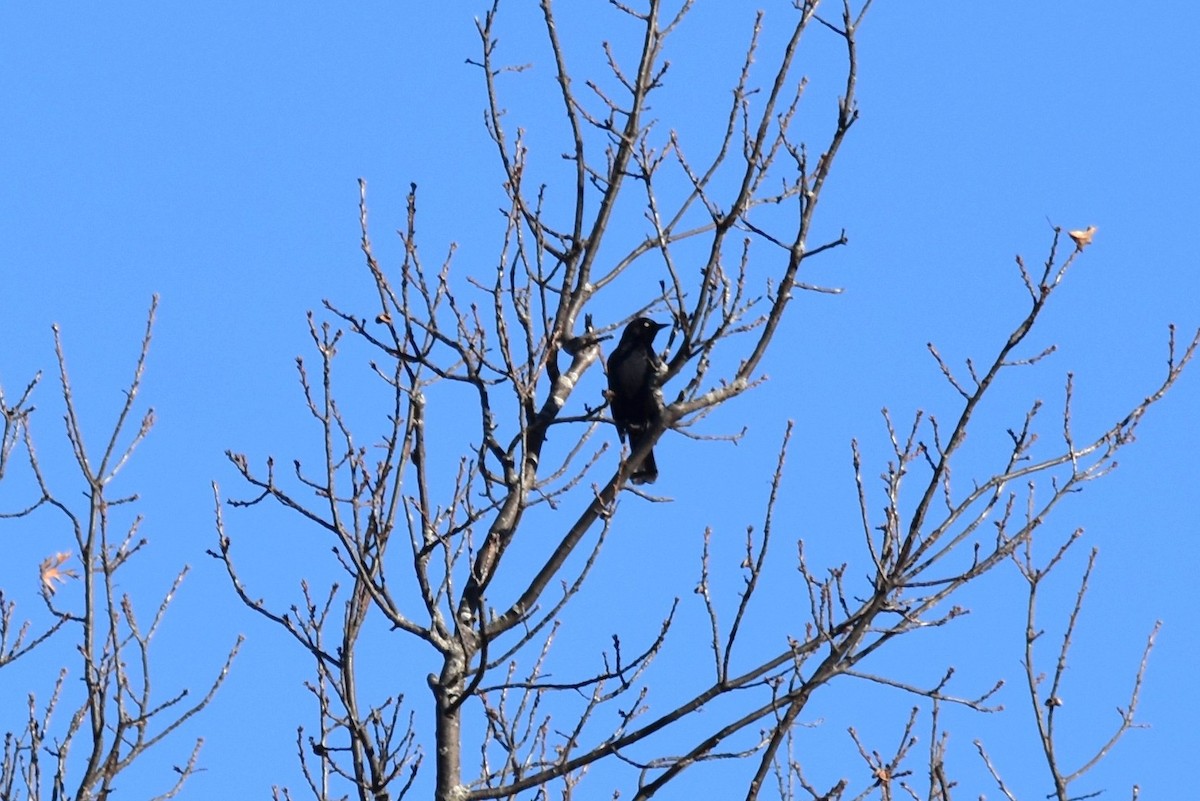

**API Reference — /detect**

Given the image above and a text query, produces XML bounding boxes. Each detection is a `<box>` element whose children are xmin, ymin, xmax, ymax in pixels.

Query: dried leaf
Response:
<box><xmin>1068</xmin><ymin>225</ymin><xmax>1097</xmax><ymax>251</ymax></box>
<box><xmin>39</xmin><ymin>551</ymin><xmax>78</xmax><ymax>594</ymax></box>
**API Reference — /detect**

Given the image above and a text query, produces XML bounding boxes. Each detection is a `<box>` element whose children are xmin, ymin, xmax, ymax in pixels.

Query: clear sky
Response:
<box><xmin>1</xmin><ymin>2</ymin><xmax>1197</xmax><ymax>799</ymax></box>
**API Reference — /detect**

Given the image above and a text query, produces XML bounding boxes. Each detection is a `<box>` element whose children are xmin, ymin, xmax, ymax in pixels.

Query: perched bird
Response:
<box><xmin>606</xmin><ymin>317</ymin><xmax>669</xmax><ymax>484</ymax></box>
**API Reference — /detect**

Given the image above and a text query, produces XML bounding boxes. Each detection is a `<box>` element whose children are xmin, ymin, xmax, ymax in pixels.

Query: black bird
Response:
<box><xmin>607</xmin><ymin>317</ymin><xmax>668</xmax><ymax>484</ymax></box>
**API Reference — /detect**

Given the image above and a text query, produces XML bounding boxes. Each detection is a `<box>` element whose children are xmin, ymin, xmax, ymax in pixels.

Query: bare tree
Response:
<box><xmin>208</xmin><ymin>2</ymin><xmax>1197</xmax><ymax>800</ymax></box>
<box><xmin>0</xmin><ymin>298</ymin><xmax>240</xmax><ymax>801</ymax></box>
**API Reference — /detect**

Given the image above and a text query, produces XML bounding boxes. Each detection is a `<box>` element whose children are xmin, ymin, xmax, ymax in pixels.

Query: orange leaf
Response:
<box><xmin>39</xmin><ymin>551</ymin><xmax>78</xmax><ymax>594</ymax></box>
<box><xmin>1068</xmin><ymin>225</ymin><xmax>1097</xmax><ymax>251</ymax></box>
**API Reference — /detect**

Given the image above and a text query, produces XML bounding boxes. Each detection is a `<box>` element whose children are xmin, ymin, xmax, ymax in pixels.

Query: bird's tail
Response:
<box><xmin>628</xmin><ymin>433</ymin><xmax>658</xmax><ymax>485</ymax></box>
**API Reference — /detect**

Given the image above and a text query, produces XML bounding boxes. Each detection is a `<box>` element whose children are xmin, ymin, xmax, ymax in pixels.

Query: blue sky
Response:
<box><xmin>2</xmin><ymin>2</ymin><xmax>1197</xmax><ymax>798</ymax></box>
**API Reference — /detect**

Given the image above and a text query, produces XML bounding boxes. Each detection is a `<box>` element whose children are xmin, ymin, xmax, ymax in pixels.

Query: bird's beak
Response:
<box><xmin>653</xmin><ymin>321</ymin><xmax>669</xmax><ymax>332</ymax></box>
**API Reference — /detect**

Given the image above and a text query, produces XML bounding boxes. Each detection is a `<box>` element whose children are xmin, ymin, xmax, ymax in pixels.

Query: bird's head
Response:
<box><xmin>621</xmin><ymin>316</ymin><xmax>668</xmax><ymax>344</ymax></box>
